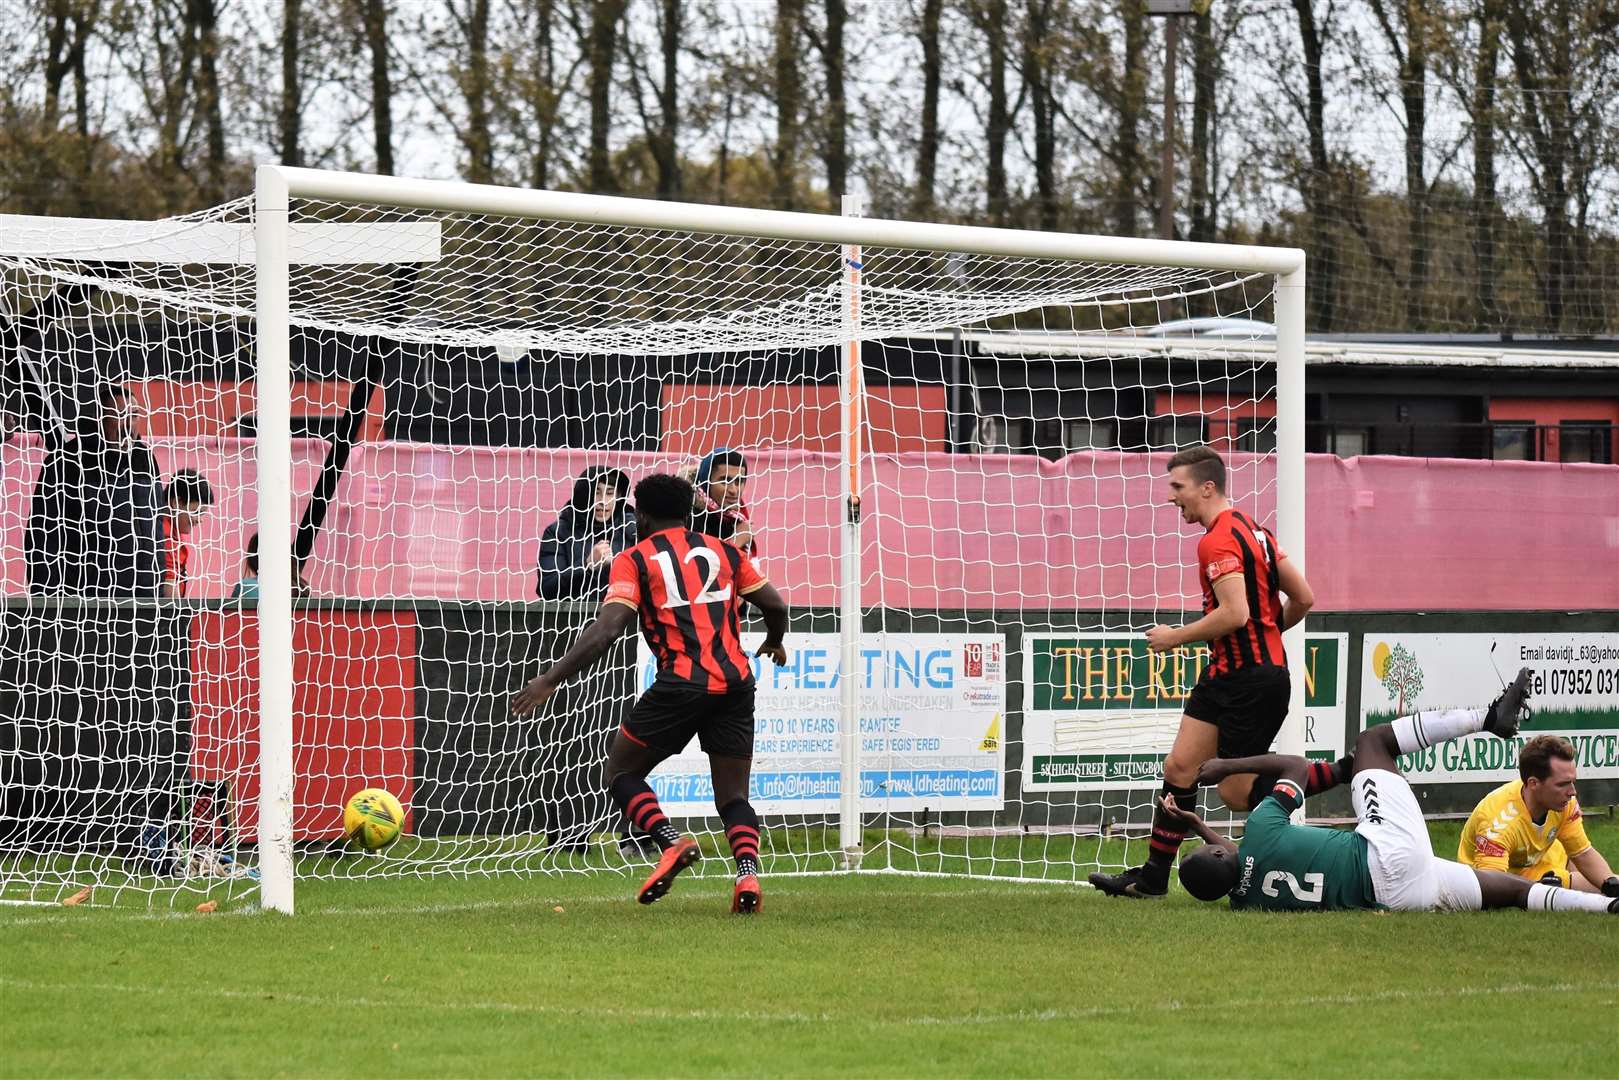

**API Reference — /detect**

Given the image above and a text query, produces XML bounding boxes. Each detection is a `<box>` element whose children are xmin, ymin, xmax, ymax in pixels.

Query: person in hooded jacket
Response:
<box><xmin>536</xmin><ymin>467</ymin><xmax>637</xmax><ymax>601</ymax></box>
<box><xmin>535</xmin><ymin>467</ymin><xmax>654</xmax><ymax>858</ymax></box>
<box><xmin>683</xmin><ymin>447</ymin><xmax>758</xmax><ymax>555</ymax></box>
<box><xmin>26</xmin><ymin>382</ymin><xmax>162</xmax><ymax>597</ymax></box>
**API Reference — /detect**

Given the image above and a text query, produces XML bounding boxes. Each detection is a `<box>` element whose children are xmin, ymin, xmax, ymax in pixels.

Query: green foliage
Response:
<box><xmin>1</xmin><ymin>0</ymin><xmax>1615</xmax><ymax>334</ymax></box>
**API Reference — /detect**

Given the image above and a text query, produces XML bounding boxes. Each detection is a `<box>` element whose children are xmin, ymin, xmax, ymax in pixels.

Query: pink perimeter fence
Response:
<box><xmin>3</xmin><ymin>438</ymin><xmax>1615</xmax><ymax>611</ymax></box>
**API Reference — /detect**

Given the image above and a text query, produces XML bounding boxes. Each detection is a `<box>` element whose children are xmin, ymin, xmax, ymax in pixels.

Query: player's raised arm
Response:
<box><xmin>511</xmin><ymin>601</ymin><xmax>636</xmax><ymax>716</ymax></box>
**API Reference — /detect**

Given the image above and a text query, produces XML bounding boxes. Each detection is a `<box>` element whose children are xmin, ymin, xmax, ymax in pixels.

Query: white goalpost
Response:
<box><xmin>0</xmin><ymin>165</ymin><xmax>1303</xmax><ymax>912</ymax></box>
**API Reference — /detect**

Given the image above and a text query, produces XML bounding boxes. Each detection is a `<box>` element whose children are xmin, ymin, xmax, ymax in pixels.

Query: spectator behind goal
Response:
<box><xmin>158</xmin><ymin>469</ymin><xmax>215</xmax><ymax>599</ymax></box>
<box><xmin>25</xmin><ymin>382</ymin><xmax>163</xmax><ymax>596</ymax></box>
<box><xmin>230</xmin><ymin>533</ymin><xmax>312</xmax><ymax>601</ymax></box>
<box><xmin>682</xmin><ymin>447</ymin><xmax>758</xmax><ymax>554</ymax></box>
<box><xmin>535</xmin><ymin>467</ymin><xmax>637</xmax><ymax>600</ymax></box>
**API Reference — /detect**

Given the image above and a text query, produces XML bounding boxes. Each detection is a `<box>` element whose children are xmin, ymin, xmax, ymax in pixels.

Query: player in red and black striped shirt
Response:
<box><xmin>1092</xmin><ymin>446</ymin><xmax>1344</xmax><ymax>899</ymax></box>
<box><xmin>512</xmin><ymin>473</ymin><xmax>788</xmax><ymax>914</ymax></box>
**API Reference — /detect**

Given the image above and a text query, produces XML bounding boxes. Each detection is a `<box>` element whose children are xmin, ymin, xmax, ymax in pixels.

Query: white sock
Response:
<box><xmin>1526</xmin><ymin>882</ymin><xmax>1612</xmax><ymax>914</ymax></box>
<box><xmin>1390</xmin><ymin>708</ymin><xmax>1487</xmax><ymax>754</ymax></box>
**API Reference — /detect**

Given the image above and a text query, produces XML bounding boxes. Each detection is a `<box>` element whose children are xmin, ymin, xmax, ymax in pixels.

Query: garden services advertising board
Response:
<box><xmin>642</xmin><ymin>633</ymin><xmax>1007</xmax><ymax>815</ymax></box>
<box><xmin>1022</xmin><ymin>633</ymin><xmax>1347</xmax><ymax>791</ymax></box>
<box><xmin>1360</xmin><ymin>633</ymin><xmax>1619</xmax><ymax>783</ymax></box>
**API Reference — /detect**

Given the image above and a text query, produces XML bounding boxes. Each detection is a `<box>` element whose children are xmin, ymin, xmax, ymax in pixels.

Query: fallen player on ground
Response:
<box><xmin>1165</xmin><ymin>669</ymin><xmax>1617</xmax><ymax>915</ymax></box>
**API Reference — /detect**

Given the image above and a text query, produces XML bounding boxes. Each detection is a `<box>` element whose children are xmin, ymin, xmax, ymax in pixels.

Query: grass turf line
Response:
<box><xmin>3</xmin><ymin>821</ymin><xmax>1616</xmax><ymax>1079</ymax></box>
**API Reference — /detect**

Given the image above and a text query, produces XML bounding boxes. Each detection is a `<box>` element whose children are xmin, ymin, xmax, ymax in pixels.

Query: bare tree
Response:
<box><xmin>501</xmin><ymin>0</ymin><xmax>577</xmax><ymax>190</ymax></box>
<box><xmin>448</xmin><ymin>0</ymin><xmax>495</xmax><ymax>183</ymax></box>
<box><xmin>43</xmin><ymin>0</ymin><xmax>97</xmax><ymax>134</ymax></box>
<box><xmin>804</xmin><ymin>0</ymin><xmax>848</xmax><ymax>206</ymax></box>
<box><xmin>1021</xmin><ymin>0</ymin><xmax>1057</xmax><ymax>230</ymax></box>
<box><xmin>154</xmin><ymin>1</ymin><xmax>200</xmax><ymax>188</ymax></box>
<box><xmin>586</xmin><ymin>0</ymin><xmax>628</xmax><ymax>192</ymax></box>
<box><xmin>68</xmin><ymin>2</ymin><xmax>96</xmax><ymax>140</ymax></box>
<box><xmin>652</xmin><ymin>0</ymin><xmax>681</xmax><ymax>197</ymax></box>
<box><xmin>192</xmin><ymin>0</ymin><xmax>224</xmax><ymax>202</ymax></box>
<box><xmin>1502</xmin><ymin>0</ymin><xmax>1619</xmax><ymax>332</ymax></box>
<box><xmin>772</xmin><ymin>0</ymin><xmax>804</xmax><ymax>209</ymax></box>
<box><xmin>1187</xmin><ymin>2</ymin><xmax>1216</xmax><ymax>242</ymax></box>
<box><xmin>357</xmin><ymin>0</ymin><xmax>393</xmax><ymax>174</ymax></box>
<box><xmin>1289</xmin><ymin>0</ymin><xmax>1339</xmax><ymax>331</ymax></box>
<box><xmin>914</xmin><ymin>0</ymin><xmax>943</xmax><ymax>218</ymax></box>
<box><xmin>38</xmin><ymin>0</ymin><xmax>97</xmax><ymax>198</ymax></box>
<box><xmin>1367</xmin><ymin>0</ymin><xmax>1443</xmax><ymax>327</ymax></box>
<box><xmin>1112</xmin><ymin>0</ymin><xmax>1146</xmax><ymax>237</ymax></box>
<box><xmin>966</xmin><ymin>0</ymin><xmax>1014</xmax><ymax>226</ymax></box>
<box><xmin>626</xmin><ymin>0</ymin><xmax>683</xmax><ymax>198</ymax></box>
<box><xmin>1469</xmin><ymin>0</ymin><xmax>1504</xmax><ymax>326</ymax></box>
<box><xmin>279</xmin><ymin>0</ymin><xmax>303</xmax><ymax>167</ymax></box>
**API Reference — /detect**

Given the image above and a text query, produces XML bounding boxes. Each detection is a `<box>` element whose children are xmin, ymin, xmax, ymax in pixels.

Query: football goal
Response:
<box><xmin>0</xmin><ymin>167</ymin><xmax>1304</xmax><ymax>912</ymax></box>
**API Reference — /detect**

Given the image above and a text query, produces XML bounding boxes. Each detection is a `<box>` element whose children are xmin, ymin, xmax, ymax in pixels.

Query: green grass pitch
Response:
<box><xmin>4</xmin><ymin>820</ymin><xmax>1616</xmax><ymax>1079</ymax></box>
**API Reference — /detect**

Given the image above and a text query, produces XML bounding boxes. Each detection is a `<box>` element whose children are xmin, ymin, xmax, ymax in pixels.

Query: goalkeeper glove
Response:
<box><xmin>1601</xmin><ymin>876</ymin><xmax>1619</xmax><ymax>899</ymax></box>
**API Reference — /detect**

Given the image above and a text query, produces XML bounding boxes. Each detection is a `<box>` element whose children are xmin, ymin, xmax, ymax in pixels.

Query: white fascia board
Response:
<box><xmin>0</xmin><ymin>216</ymin><xmax>440</xmax><ymax>265</ymax></box>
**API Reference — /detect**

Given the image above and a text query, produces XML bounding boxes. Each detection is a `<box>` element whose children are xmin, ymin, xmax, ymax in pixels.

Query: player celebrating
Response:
<box><xmin>1092</xmin><ymin>445</ymin><xmax>1333</xmax><ymax>899</ymax></box>
<box><xmin>511</xmin><ymin>473</ymin><xmax>788</xmax><ymax>914</ymax></box>
<box><xmin>1169</xmin><ymin>669</ymin><xmax>1617</xmax><ymax>915</ymax></box>
<box><xmin>1458</xmin><ymin>734</ymin><xmax>1619</xmax><ymax>896</ymax></box>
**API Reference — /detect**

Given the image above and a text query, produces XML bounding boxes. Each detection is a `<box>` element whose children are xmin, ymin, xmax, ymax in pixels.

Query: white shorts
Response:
<box><xmin>1353</xmin><ymin>769</ymin><xmax>1482</xmax><ymax>912</ymax></box>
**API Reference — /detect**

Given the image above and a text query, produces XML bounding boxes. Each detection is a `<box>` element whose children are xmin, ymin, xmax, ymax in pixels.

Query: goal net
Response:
<box><xmin>0</xmin><ymin>169</ymin><xmax>1302</xmax><ymax>909</ymax></box>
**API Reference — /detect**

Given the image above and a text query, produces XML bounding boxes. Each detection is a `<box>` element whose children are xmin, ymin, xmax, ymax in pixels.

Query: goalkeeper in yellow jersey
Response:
<box><xmin>1458</xmin><ymin>734</ymin><xmax>1618</xmax><ymax>897</ymax></box>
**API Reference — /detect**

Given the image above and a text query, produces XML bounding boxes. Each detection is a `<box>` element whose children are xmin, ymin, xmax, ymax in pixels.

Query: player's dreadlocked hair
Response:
<box><xmin>634</xmin><ymin>473</ymin><xmax>695</xmax><ymax>526</ymax></box>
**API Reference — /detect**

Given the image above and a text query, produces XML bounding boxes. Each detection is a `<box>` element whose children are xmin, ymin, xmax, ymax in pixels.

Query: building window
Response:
<box><xmin>975</xmin><ymin>416</ymin><xmax>1033</xmax><ymax>454</ymax></box>
<box><xmin>1559</xmin><ymin>422</ymin><xmax>1612</xmax><ymax>465</ymax></box>
<box><xmin>975</xmin><ymin>415</ymin><xmax>1010</xmax><ymax>454</ymax></box>
<box><xmin>1065</xmin><ymin>419</ymin><xmax>1117</xmax><ymax>452</ymax></box>
<box><xmin>1147</xmin><ymin>415</ymin><xmax>1208</xmax><ymax>450</ymax></box>
<box><xmin>1330</xmin><ymin>428</ymin><xmax>1368</xmax><ymax>459</ymax></box>
<box><xmin>1492</xmin><ymin>422</ymin><xmax>1535</xmax><ymax>461</ymax></box>
<box><xmin>1236</xmin><ymin>418</ymin><xmax>1277</xmax><ymax>454</ymax></box>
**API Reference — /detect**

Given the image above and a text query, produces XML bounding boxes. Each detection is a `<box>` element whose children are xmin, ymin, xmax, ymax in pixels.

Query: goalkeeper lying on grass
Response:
<box><xmin>1166</xmin><ymin>668</ymin><xmax>1617</xmax><ymax>915</ymax></box>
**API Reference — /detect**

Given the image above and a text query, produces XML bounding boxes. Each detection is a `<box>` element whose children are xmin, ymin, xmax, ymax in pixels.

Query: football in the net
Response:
<box><xmin>343</xmin><ymin>788</ymin><xmax>405</xmax><ymax>851</ymax></box>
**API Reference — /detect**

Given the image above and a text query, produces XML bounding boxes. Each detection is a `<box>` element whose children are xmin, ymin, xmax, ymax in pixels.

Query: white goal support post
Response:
<box><xmin>0</xmin><ymin>165</ymin><xmax>1303</xmax><ymax>912</ymax></box>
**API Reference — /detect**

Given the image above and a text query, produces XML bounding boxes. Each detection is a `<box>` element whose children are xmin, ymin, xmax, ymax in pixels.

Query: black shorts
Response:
<box><xmin>1183</xmin><ymin>665</ymin><xmax>1291</xmax><ymax>759</ymax></box>
<box><xmin>622</xmin><ymin>680</ymin><xmax>757</xmax><ymax>760</ymax></box>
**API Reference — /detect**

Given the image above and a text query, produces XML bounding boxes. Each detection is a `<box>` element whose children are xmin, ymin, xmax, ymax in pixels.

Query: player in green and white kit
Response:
<box><xmin>1168</xmin><ymin>669</ymin><xmax>1618</xmax><ymax>916</ymax></box>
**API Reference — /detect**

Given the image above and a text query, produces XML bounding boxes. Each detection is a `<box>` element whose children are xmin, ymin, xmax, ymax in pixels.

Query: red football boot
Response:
<box><xmin>731</xmin><ymin>873</ymin><xmax>762</xmax><ymax>914</ymax></box>
<box><xmin>637</xmin><ymin>837</ymin><xmax>700</xmax><ymax>905</ymax></box>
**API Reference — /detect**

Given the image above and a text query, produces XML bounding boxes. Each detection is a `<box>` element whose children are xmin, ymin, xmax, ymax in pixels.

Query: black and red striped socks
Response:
<box><xmin>1248</xmin><ymin>755</ymin><xmax>1354</xmax><ymax>808</ymax></box>
<box><xmin>720</xmin><ymin>798</ymin><xmax>761</xmax><ymax>880</ymax></box>
<box><xmin>609</xmin><ymin>775</ymin><xmax>680</xmax><ymax>851</ymax></box>
<box><xmin>1143</xmin><ymin>782</ymin><xmax>1198</xmax><ymax>886</ymax></box>
<box><xmin>1307</xmin><ymin>755</ymin><xmax>1353</xmax><ymax>795</ymax></box>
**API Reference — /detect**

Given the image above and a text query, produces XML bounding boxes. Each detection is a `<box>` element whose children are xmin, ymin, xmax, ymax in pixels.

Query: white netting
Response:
<box><xmin>0</xmin><ymin>185</ymin><xmax>1285</xmax><ymax>906</ymax></box>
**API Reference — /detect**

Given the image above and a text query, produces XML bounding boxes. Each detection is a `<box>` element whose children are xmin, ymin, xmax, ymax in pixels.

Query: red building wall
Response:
<box><xmin>1488</xmin><ymin>396</ymin><xmax>1619</xmax><ymax>462</ymax></box>
<box><xmin>662</xmin><ymin>384</ymin><xmax>948</xmax><ymax>456</ymax></box>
